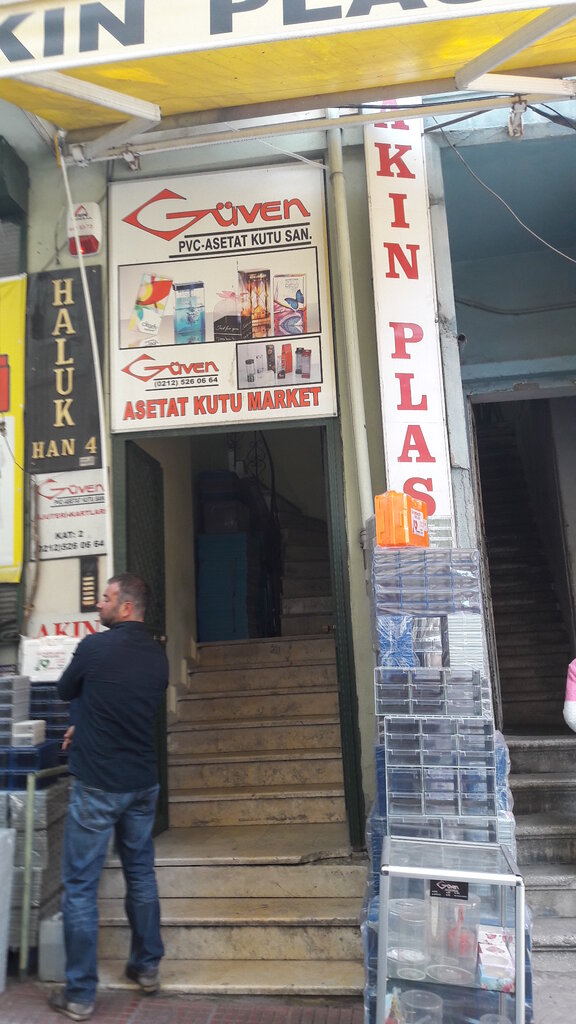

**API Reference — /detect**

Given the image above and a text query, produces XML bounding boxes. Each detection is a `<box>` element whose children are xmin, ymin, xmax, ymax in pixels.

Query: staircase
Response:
<box><xmin>476</xmin><ymin>419</ymin><xmax>572</xmax><ymax>727</ymax></box>
<box><xmin>508</xmin><ymin>734</ymin><xmax>576</xmax><ymax>970</ymax></box>
<box><xmin>97</xmin><ymin>634</ymin><xmax>366</xmax><ymax>995</ymax></box>
<box><xmin>279</xmin><ymin>512</ymin><xmax>335</xmax><ymax>637</ymax></box>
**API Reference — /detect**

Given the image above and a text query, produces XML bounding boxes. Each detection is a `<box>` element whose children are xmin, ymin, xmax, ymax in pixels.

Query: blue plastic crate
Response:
<box><xmin>0</xmin><ymin>740</ymin><xmax>60</xmax><ymax>789</ymax></box>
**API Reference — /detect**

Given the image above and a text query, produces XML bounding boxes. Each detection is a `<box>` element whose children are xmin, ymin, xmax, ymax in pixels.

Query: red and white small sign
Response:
<box><xmin>68</xmin><ymin>202</ymin><xmax>102</xmax><ymax>256</ymax></box>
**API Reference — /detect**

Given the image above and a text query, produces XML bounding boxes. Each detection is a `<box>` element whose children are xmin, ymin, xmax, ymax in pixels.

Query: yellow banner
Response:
<box><xmin>0</xmin><ymin>274</ymin><xmax>26</xmax><ymax>583</ymax></box>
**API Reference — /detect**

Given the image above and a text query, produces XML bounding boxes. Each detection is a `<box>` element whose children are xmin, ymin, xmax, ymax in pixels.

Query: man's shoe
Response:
<box><xmin>125</xmin><ymin>962</ymin><xmax>159</xmax><ymax>994</ymax></box>
<box><xmin>48</xmin><ymin>988</ymin><xmax>94</xmax><ymax>1022</ymax></box>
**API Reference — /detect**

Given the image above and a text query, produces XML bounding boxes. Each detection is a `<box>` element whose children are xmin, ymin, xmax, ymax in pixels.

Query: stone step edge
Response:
<box><xmin>169</xmin><ymin>746</ymin><xmax>342</xmax><ymax>767</ymax></box>
<box><xmin>510</xmin><ymin>773</ymin><xmax>576</xmax><ymax>788</ymax></box>
<box><xmin>188</xmin><ymin>659</ymin><xmax>337</xmax><ymax>677</ymax></box>
<box><xmin>506</xmin><ymin>736</ymin><xmax>576</xmax><ymax>749</ymax></box>
<box><xmin>180</xmin><ymin>685</ymin><xmax>338</xmax><ymax>702</ymax></box>
<box><xmin>515</xmin><ymin>813</ymin><xmax>576</xmax><ymax>836</ymax></box>
<box><xmin>523</xmin><ymin>864</ymin><xmax>576</xmax><ymax>888</ymax></box>
<box><xmin>98</xmin><ymin>958</ymin><xmax>364</xmax><ymax>995</ymax></box>
<box><xmin>169</xmin><ymin>783</ymin><xmax>345</xmax><ymax>803</ymax></box>
<box><xmin>196</xmin><ymin>635</ymin><xmax>335</xmax><ymax>652</ymax></box>
<box><xmin>531</xmin><ymin>918</ymin><xmax>576</xmax><ymax>949</ymax></box>
<box><xmin>99</xmin><ymin>896</ymin><xmax>362</xmax><ymax>927</ymax></box>
<box><xmin>169</xmin><ymin>714</ymin><xmax>340</xmax><ymax>734</ymax></box>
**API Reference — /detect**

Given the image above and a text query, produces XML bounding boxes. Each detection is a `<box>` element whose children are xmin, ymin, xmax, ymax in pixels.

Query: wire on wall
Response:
<box><xmin>431</xmin><ymin>119</ymin><xmax>576</xmax><ymax>266</ymax></box>
<box><xmin>56</xmin><ymin>131</ymin><xmax>114</xmax><ymax>582</ymax></box>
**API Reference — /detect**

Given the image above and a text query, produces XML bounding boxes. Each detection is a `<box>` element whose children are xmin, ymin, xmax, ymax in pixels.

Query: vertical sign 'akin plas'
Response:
<box><xmin>25</xmin><ymin>268</ymin><xmax>103</xmax><ymax>474</ymax></box>
<box><xmin>364</xmin><ymin>116</ymin><xmax>453</xmax><ymax>522</ymax></box>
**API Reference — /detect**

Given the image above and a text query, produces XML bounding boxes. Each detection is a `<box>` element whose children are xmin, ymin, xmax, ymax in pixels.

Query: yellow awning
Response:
<box><xmin>0</xmin><ymin>1</ymin><xmax>575</xmax><ymax>138</ymax></box>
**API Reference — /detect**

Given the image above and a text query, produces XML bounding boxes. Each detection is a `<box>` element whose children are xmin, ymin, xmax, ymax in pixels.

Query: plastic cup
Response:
<box><xmin>399</xmin><ymin>988</ymin><xmax>443</xmax><ymax>1023</ymax></box>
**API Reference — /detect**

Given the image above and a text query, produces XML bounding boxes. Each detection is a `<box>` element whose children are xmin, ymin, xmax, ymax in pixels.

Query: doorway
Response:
<box><xmin>113</xmin><ymin>418</ymin><xmax>364</xmax><ymax>846</ymax></box>
<box><xmin>472</xmin><ymin>398</ymin><xmax>575</xmax><ymax>732</ymax></box>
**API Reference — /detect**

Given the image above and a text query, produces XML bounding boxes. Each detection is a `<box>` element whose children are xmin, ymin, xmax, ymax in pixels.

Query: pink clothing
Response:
<box><xmin>566</xmin><ymin>659</ymin><xmax>576</xmax><ymax>702</ymax></box>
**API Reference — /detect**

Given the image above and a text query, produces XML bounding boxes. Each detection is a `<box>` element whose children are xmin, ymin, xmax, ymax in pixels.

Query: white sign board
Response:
<box><xmin>33</xmin><ymin>469</ymin><xmax>108</xmax><ymax>560</ymax></box>
<box><xmin>19</xmin><ymin>635</ymin><xmax>80</xmax><ymax>681</ymax></box>
<box><xmin>365</xmin><ymin>115</ymin><xmax>453</xmax><ymax>520</ymax></box>
<box><xmin>0</xmin><ymin>0</ymin><xmax>569</xmax><ymax>77</ymax></box>
<box><xmin>109</xmin><ymin>163</ymin><xmax>337</xmax><ymax>431</ymax></box>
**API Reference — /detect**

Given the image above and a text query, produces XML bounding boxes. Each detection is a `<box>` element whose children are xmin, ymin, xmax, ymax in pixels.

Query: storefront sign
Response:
<box><xmin>0</xmin><ymin>0</ymin><xmax>566</xmax><ymax>76</ymax></box>
<box><xmin>0</xmin><ymin>274</ymin><xmax>26</xmax><ymax>583</ymax></box>
<box><xmin>109</xmin><ymin>163</ymin><xmax>336</xmax><ymax>431</ymax></box>
<box><xmin>364</xmin><ymin>116</ymin><xmax>453</xmax><ymax>520</ymax></box>
<box><xmin>25</xmin><ymin>267</ymin><xmax>103</xmax><ymax>473</ymax></box>
<box><xmin>33</xmin><ymin>469</ymin><xmax>107</xmax><ymax>560</ymax></box>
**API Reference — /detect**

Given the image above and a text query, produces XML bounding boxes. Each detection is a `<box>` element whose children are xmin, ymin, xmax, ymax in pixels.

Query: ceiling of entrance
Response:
<box><xmin>440</xmin><ymin>128</ymin><xmax>576</xmax><ymax>261</ymax></box>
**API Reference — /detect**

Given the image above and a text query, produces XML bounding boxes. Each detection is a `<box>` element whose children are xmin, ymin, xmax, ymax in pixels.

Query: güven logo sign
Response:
<box><xmin>123</xmin><ymin>188</ymin><xmax>312</xmax><ymax>241</ymax></box>
<box><xmin>121</xmin><ymin>354</ymin><xmax>220</xmax><ymax>383</ymax></box>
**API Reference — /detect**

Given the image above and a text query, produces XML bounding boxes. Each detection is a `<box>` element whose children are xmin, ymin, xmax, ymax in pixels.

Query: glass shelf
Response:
<box><xmin>376</xmin><ymin>837</ymin><xmax>525</xmax><ymax>1024</ymax></box>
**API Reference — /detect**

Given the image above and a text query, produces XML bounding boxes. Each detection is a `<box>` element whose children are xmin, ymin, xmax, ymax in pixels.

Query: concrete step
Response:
<box><xmin>523</xmin><ymin>865</ymin><xmax>576</xmax><ymax>918</ymax></box>
<box><xmin>186</xmin><ymin>662</ymin><xmax>338</xmax><ymax>693</ymax></box>
<box><xmin>281</xmin><ymin>596</ymin><xmax>334</xmax><ymax>616</ymax></box>
<box><xmin>98</xmin><ymin>896</ymin><xmax>361</xmax><ymax>961</ymax></box>
<box><xmin>281</xmin><ymin>526</ymin><xmax>329</xmax><ymax>546</ymax></box>
<box><xmin>515</xmin><ymin>812</ymin><xmax>576</xmax><ymax>865</ymax></box>
<box><xmin>168</xmin><ymin>747</ymin><xmax>344</xmax><ymax>789</ymax></box>
<box><xmin>510</xmin><ymin>773</ymin><xmax>576</xmax><ymax>814</ymax></box>
<box><xmin>496</xmin><ymin>630</ymin><xmax>570</xmax><ymax>648</ymax></box>
<box><xmin>98</xmin><ymin>957</ymin><xmax>364</xmax><ymax>995</ymax></box>
<box><xmin>177</xmin><ymin>687</ymin><xmax>339</xmax><ymax>723</ymax></box>
<box><xmin>506</xmin><ymin>735</ymin><xmax>576</xmax><ymax>774</ymax></box>
<box><xmin>281</xmin><ymin>615</ymin><xmax>334</xmax><ymax>636</ymax></box>
<box><xmin>194</xmin><ymin>635</ymin><xmax>336</xmax><ymax>669</ymax></box>
<box><xmin>283</xmin><ymin>544</ymin><xmax>329</xmax><ymax>562</ymax></box>
<box><xmin>101</xmin><ymin>859</ymin><xmax>367</xmax><ymax>901</ymax></box>
<box><xmin>503</xmin><ymin>705</ymin><xmax>564</xmax><ymax>728</ymax></box>
<box><xmin>498</xmin><ymin>652</ymin><xmax>569</xmax><ymax>670</ymax></box>
<box><xmin>168</xmin><ymin>783</ymin><xmax>347</xmax><ymax>826</ymax></box>
<box><xmin>282</xmin><ymin>576</ymin><xmax>332</xmax><ymax>598</ymax></box>
<box><xmin>284</xmin><ymin>561</ymin><xmax>331</xmax><ymax>580</ymax></box>
<box><xmin>168</xmin><ymin>716</ymin><xmax>341</xmax><ymax>755</ymax></box>
<box><xmin>531</xmin><ymin>916</ymin><xmax>576</xmax><ymax>970</ymax></box>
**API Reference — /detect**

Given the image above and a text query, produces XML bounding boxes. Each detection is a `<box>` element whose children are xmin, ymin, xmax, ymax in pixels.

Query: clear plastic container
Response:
<box><xmin>38</xmin><ymin>912</ymin><xmax>66</xmax><ymax>981</ymax></box>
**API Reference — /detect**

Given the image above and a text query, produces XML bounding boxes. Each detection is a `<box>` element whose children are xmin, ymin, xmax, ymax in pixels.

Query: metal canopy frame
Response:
<box><xmin>8</xmin><ymin>3</ymin><xmax>575</xmax><ymax>165</ymax></box>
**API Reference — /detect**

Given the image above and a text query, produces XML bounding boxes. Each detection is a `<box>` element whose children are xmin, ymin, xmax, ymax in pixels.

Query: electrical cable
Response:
<box><xmin>435</xmin><ymin>120</ymin><xmax>576</xmax><ymax>265</ymax></box>
<box><xmin>455</xmin><ymin>296</ymin><xmax>576</xmax><ymax>315</ymax></box>
<box><xmin>527</xmin><ymin>103</ymin><xmax>576</xmax><ymax>131</ymax></box>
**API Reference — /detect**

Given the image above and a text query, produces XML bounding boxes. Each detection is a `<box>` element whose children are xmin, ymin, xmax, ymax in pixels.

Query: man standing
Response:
<box><xmin>49</xmin><ymin>573</ymin><xmax>169</xmax><ymax>1022</ymax></box>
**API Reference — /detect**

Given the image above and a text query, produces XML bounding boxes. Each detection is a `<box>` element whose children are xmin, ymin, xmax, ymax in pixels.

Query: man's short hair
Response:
<box><xmin>109</xmin><ymin>573</ymin><xmax>149</xmax><ymax>617</ymax></box>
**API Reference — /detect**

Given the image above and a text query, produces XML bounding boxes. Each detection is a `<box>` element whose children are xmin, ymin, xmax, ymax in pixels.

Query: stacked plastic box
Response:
<box><xmin>8</xmin><ymin>777</ymin><xmax>69</xmax><ymax>951</ymax></box>
<box><xmin>29</xmin><ymin>684</ymin><xmax>70</xmax><ymax>755</ymax></box>
<box><xmin>0</xmin><ymin>675</ymin><xmax>31</xmax><ymax>744</ymax></box>
<box><xmin>361</xmin><ymin>519</ymin><xmax>528</xmax><ymax>1024</ymax></box>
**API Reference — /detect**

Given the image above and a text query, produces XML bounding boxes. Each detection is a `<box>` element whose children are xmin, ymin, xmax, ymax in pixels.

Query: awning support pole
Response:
<box><xmin>326</xmin><ymin>110</ymin><xmax>373</xmax><ymax>528</ymax></box>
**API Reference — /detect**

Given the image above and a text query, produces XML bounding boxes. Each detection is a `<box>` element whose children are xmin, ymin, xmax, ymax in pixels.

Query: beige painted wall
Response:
<box><xmin>18</xmin><ymin>127</ymin><xmax>387</xmax><ymax>822</ymax></box>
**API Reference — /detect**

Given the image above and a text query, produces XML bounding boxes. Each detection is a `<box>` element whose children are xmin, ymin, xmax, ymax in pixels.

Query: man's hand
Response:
<box><xmin>62</xmin><ymin>725</ymin><xmax>75</xmax><ymax>751</ymax></box>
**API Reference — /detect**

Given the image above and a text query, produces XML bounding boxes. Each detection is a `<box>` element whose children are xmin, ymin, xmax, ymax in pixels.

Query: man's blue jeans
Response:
<box><xmin>62</xmin><ymin>778</ymin><xmax>164</xmax><ymax>1004</ymax></box>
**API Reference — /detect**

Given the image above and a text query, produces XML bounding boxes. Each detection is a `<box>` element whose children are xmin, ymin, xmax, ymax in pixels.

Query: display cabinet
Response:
<box><xmin>377</xmin><ymin>838</ymin><xmax>525</xmax><ymax>1024</ymax></box>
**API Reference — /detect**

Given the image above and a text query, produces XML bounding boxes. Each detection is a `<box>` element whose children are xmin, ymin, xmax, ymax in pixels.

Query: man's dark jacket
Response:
<box><xmin>58</xmin><ymin>621</ymin><xmax>169</xmax><ymax>792</ymax></box>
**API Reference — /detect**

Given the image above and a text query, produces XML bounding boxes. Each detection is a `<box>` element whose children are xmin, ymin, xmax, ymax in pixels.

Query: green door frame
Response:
<box><xmin>323</xmin><ymin>418</ymin><xmax>365</xmax><ymax>849</ymax></box>
<box><xmin>112</xmin><ymin>437</ymin><xmax>169</xmax><ymax>834</ymax></box>
<box><xmin>112</xmin><ymin>419</ymin><xmax>365</xmax><ymax>848</ymax></box>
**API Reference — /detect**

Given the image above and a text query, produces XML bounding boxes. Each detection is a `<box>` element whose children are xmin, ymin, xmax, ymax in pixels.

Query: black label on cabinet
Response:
<box><xmin>429</xmin><ymin>879</ymin><xmax>469</xmax><ymax>900</ymax></box>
